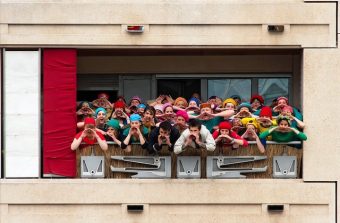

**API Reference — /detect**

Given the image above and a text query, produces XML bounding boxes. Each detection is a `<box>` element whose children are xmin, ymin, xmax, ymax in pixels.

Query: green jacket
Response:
<box><xmin>259</xmin><ymin>128</ymin><xmax>307</xmax><ymax>142</ymax></box>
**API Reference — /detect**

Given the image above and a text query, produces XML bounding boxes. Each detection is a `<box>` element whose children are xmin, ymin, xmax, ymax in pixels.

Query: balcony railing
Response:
<box><xmin>76</xmin><ymin>142</ymin><xmax>302</xmax><ymax>179</ymax></box>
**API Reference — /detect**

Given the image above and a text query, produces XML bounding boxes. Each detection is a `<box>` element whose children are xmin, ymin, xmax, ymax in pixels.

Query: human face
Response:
<box><xmin>130</xmin><ymin>99</ymin><xmax>140</xmax><ymax>107</ymax></box>
<box><xmin>155</xmin><ymin>109</ymin><xmax>163</xmax><ymax>116</ymax></box>
<box><xmin>281</xmin><ymin>109</ymin><xmax>292</xmax><ymax>116</ymax></box>
<box><xmin>189</xmin><ymin>101</ymin><xmax>198</xmax><ymax>107</ymax></box>
<box><xmin>189</xmin><ymin>126</ymin><xmax>200</xmax><ymax>135</ymax></box>
<box><xmin>97</xmin><ymin>111</ymin><xmax>106</xmax><ymax>120</ymax></box>
<box><xmin>144</xmin><ymin>110</ymin><xmax>154</xmax><ymax>120</ymax></box>
<box><xmin>247</xmin><ymin>124</ymin><xmax>256</xmax><ymax>132</ymax></box>
<box><xmin>220</xmin><ymin>129</ymin><xmax>230</xmax><ymax>136</ymax></box>
<box><xmin>278</xmin><ymin>120</ymin><xmax>289</xmax><ymax>131</ymax></box>
<box><xmin>130</xmin><ymin>121</ymin><xmax>141</xmax><ymax>130</ymax></box>
<box><xmin>176</xmin><ymin>116</ymin><xmax>186</xmax><ymax>125</ymax></box>
<box><xmin>106</xmin><ymin>127</ymin><xmax>117</xmax><ymax>136</ymax></box>
<box><xmin>84</xmin><ymin>124</ymin><xmax>95</xmax><ymax>136</ymax></box>
<box><xmin>176</xmin><ymin>101</ymin><xmax>186</xmax><ymax>109</ymax></box>
<box><xmin>240</xmin><ymin>107</ymin><xmax>250</xmax><ymax>113</ymax></box>
<box><xmin>278</xmin><ymin>99</ymin><xmax>287</xmax><ymax>107</ymax></box>
<box><xmin>137</xmin><ymin>108</ymin><xmax>145</xmax><ymax>115</ymax></box>
<box><xmin>225</xmin><ymin>103</ymin><xmax>235</xmax><ymax>110</ymax></box>
<box><xmin>81</xmin><ymin>102</ymin><xmax>90</xmax><ymax>109</ymax></box>
<box><xmin>232</xmin><ymin>118</ymin><xmax>242</xmax><ymax>127</ymax></box>
<box><xmin>115</xmin><ymin>108</ymin><xmax>123</xmax><ymax>116</ymax></box>
<box><xmin>165</xmin><ymin>106</ymin><xmax>174</xmax><ymax>115</ymax></box>
<box><xmin>208</xmin><ymin>98</ymin><xmax>216</xmax><ymax>105</ymax></box>
<box><xmin>216</xmin><ymin>98</ymin><xmax>222</xmax><ymax>106</ymax></box>
<box><xmin>159</xmin><ymin>128</ymin><xmax>170</xmax><ymax>138</ymax></box>
<box><xmin>201</xmin><ymin>107</ymin><xmax>212</xmax><ymax>114</ymax></box>
<box><xmin>251</xmin><ymin>99</ymin><xmax>261</xmax><ymax>110</ymax></box>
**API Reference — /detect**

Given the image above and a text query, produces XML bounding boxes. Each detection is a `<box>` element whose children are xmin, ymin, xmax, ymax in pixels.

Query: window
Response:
<box><xmin>208</xmin><ymin>79</ymin><xmax>251</xmax><ymax>102</ymax></box>
<box><xmin>258</xmin><ymin>78</ymin><xmax>289</xmax><ymax>106</ymax></box>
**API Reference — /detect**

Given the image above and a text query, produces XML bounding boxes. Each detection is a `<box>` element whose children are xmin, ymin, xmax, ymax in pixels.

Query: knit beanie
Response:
<box><xmin>106</xmin><ymin>119</ymin><xmax>121</xmax><ymax>131</ymax></box>
<box><xmin>223</xmin><ymin>98</ymin><xmax>237</xmax><ymax>108</ymax></box>
<box><xmin>162</xmin><ymin>102</ymin><xmax>173</xmax><ymax>111</ymax></box>
<box><xmin>114</xmin><ymin>101</ymin><xmax>125</xmax><ymax>109</ymax></box>
<box><xmin>277</xmin><ymin>96</ymin><xmax>289</xmax><ymax>104</ymax></box>
<box><xmin>259</xmin><ymin>106</ymin><xmax>272</xmax><ymax>119</ymax></box>
<box><xmin>130</xmin><ymin>114</ymin><xmax>142</xmax><ymax>122</ymax></box>
<box><xmin>154</xmin><ymin>104</ymin><xmax>164</xmax><ymax>113</ymax></box>
<box><xmin>237</xmin><ymin>102</ymin><xmax>253</xmax><ymax>112</ymax></box>
<box><xmin>218</xmin><ymin>121</ymin><xmax>232</xmax><ymax>130</ymax></box>
<box><xmin>130</xmin><ymin>96</ymin><xmax>142</xmax><ymax>104</ymax></box>
<box><xmin>176</xmin><ymin>110</ymin><xmax>189</xmax><ymax>122</ymax></box>
<box><xmin>250</xmin><ymin>95</ymin><xmax>264</xmax><ymax>104</ymax></box>
<box><xmin>84</xmin><ymin>117</ymin><xmax>96</xmax><ymax>125</ymax></box>
<box><xmin>282</xmin><ymin>105</ymin><xmax>293</xmax><ymax>113</ymax></box>
<box><xmin>189</xmin><ymin>97</ymin><xmax>200</xmax><ymax>107</ymax></box>
<box><xmin>174</xmin><ymin>97</ymin><xmax>188</xmax><ymax>107</ymax></box>
<box><xmin>95</xmin><ymin>107</ymin><xmax>107</xmax><ymax>117</ymax></box>
<box><xmin>137</xmin><ymin>104</ymin><xmax>146</xmax><ymax>109</ymax></box>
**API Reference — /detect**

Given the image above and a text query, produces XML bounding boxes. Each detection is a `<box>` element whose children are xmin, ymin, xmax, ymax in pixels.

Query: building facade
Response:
<box><xmin>0</xmin><ymin>0</ymin><xmax>339</xmax><ymax>222</ymax></box>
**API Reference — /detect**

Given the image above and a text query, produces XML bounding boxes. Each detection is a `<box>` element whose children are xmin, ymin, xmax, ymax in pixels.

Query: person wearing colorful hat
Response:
<box><xmin>71</xmin><ymin>117</ymin><xmax>108</xmax><ymax>151</ymax></box>
<box><xmin>255</xmin><ymin>106</ymin><xmax>277</xmax><ymax>140</ymax></box>
<box><xmin>250</xmin><ymin>94</ymin><xmax>264</xmax><ymax>112</ymax></box>
<box><xmin>105</xmin><ymin>119</ymin><xmax>122</xmax><ymax>146</ymax></box>
<box><xmin>92</xmin><ymin>93</ymin><xmax>112</xmax><ymax>110</ymax></box>
<box><xmin>272</xmin><ymin>96</ymin><xmax>303</xmax><ymax>121</ymax></box>
<box><xmin>222</xmin><ymin>98</ymin><xmax>238</xmax><ymax>111</ymax></box>
<box><xmin>240</xmin><ymin>118</ymin><xmax>265</xmax><ymax>153</ymax></box>
<box><xmin>186</xmin><ymin>97</ymin><xmax>201</xmax><ymax>114</ymax></box>
<box><xmin>95</xmin><ymin>107</ymin><xmax>108</xmax><ymax>132</ymax></box>
<box><xmin>279</xmin><ymin>105</ymin><xmax>305</xmax><ymax>130</ymax></box>
<box><xmin>110</xmin><ymin>101</ymin><xmax>130</xmax><ymax>128</ymax></box>
<box><xmin>234</xmin><ymin>102</ymin><xmax>254</xmax><ymax>119</ymax></box>
<box><xmin>212</xmin><ymin>121</ymin><xmax>248</xmax><ymax>148</ymax></box>
<box><xmin>230</xmin><ymin>95</ymin><xmax>242</xmax><ymax>105</ymax></box>
<box><xmin>121</xmin><ymin>114</ymin><xmax>149</xmax><ymax>152</ymax></box>
<box><xmin>259</xmin><ymin>115</ymin><xmax>307</xmax><ymax>144</ymax></box>
<box><xmin>76</xmin><ymin>101</ymin><xmax>95</xmax><ymax>130</ymax></box>
<box><xmin>193</xmin><ymin>102</ymin><xmax>234</xmax><ymax>133</ymax></box>
<box><xmin>173</xmin><ymin>97</ymin><xmax>188</xmax><ymax>109</ymax></box>
<box><xmin>174</xmin><ymin>110</ymin><xmax>189</xmax><ymax>133</ymax></box>
<box><xmin>137</xmin><ymin>104</ymin><xmax>146</xmax><ymax>116</ymax></box>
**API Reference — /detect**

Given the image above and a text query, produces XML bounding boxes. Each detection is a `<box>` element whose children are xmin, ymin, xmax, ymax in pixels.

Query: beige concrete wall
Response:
<box><xmin>0</xmin><ymin>179</ymin><xmax>336</xmax><ymax>223</ymax></box>
<box><xmin>303</xmin><ymin>49</ymin><xmax>340</xmax><ymax>181</ymax></box>
<box><xmin>0</xmin><ymin>1</ymin><xmax>336</xmax><ymax>47</ymax></box>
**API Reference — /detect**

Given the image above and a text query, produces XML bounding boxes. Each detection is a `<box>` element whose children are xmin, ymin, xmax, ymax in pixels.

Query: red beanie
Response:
<box><xmin>250</xmin><ymin>95</ymin><xmax>264</xmax><ymax>104</ymax></box>
<box><xmin>84</xmin><ymin>117</ymin><xmax>96</xmax><ymax>125</ymax></box>
<box><xmin>114</xmin><ymin>101</ymin><xmax>125</xmax><ymax>109</ymax></box>
<box><xmin>259</xmin><ymin>106</ymin><xmax>272</xmax><ymax>119</ymax></box>
<box><xmin>218</xmin><ymin>121</ymin><xmax>232</xmax><ymax>130</ymax></box>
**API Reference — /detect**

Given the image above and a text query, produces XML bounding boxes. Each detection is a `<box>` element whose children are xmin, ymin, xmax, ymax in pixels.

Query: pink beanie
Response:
<box><xmin>176</xmin><ymin>110</ymin><xmax>189</xmax><ymax>122</ymax></box>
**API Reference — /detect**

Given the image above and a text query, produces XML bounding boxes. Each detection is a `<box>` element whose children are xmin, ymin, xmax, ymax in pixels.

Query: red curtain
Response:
<box><xmin>43</xmin><ymin>49</ymin><xmax>77</xmax><ymax>177</ymax></box>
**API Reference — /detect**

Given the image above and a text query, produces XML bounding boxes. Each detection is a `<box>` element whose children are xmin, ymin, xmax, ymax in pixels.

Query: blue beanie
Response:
<box><xmin>130</xmin><ymin>114</ymin><xmax>142</xmax><ymax>122</ymax></box>
<box><xmin>137</xmin><ymin>104</ymin><xmax>146</xmax><ymax>109</ymax></box>
<box><xmin>189</xmin><ymin>97</ymin><xmax>200</xmax><ymax>107</ymax></box>
<box><xmin>95</xmin><ymin>107</ymin><xmax>107</xmax><ymax>118</ymax></box>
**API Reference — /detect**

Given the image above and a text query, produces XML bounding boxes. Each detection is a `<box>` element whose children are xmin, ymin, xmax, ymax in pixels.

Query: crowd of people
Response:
<box><xmin>71</xmin><ymin>92</ymin><xmax>307</xmax><ymax>154</ymax></box>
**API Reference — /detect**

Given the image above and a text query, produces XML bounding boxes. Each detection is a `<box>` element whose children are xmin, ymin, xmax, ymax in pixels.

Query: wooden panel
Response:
<box><xmin>77</xmin><ymin>144</ymin><xmax>302</xmax><ymax>179</ymax></box>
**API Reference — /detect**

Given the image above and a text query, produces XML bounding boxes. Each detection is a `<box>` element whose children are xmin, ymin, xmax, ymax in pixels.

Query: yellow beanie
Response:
<box><xmin>223</xmin><ymin>98</ymin><xmax>237</xmax><ymax>108</ymax></box>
